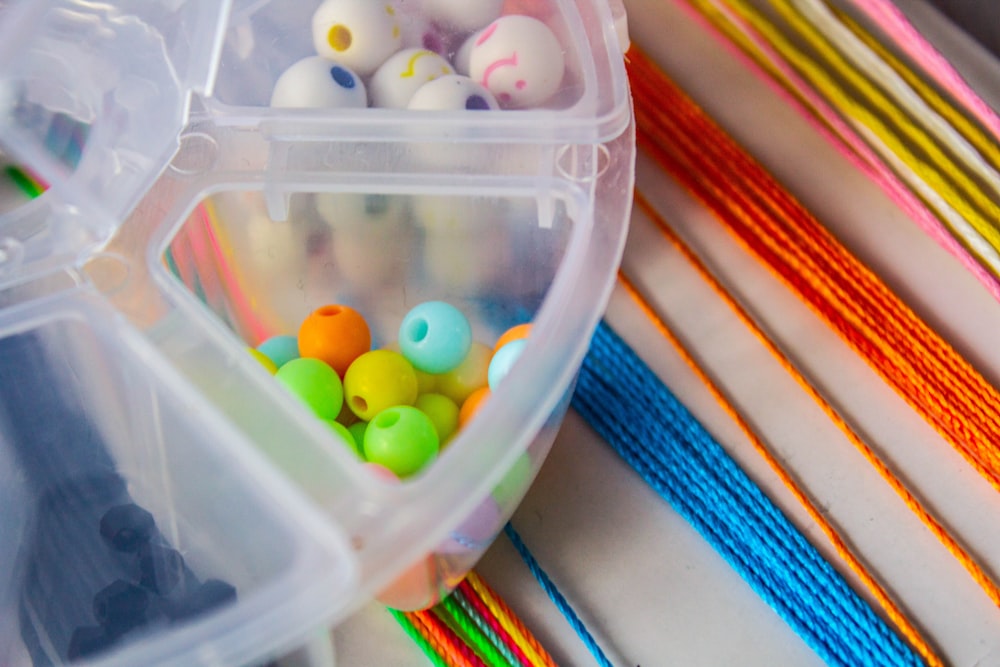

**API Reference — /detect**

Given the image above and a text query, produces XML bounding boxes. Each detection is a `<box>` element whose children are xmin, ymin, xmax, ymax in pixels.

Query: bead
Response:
<box><xmin>468</xmin><ymin>15</ymin><xmax>565</xmax><ymax>108</ymax></box>
<box><xmin>93</xmin><ymin>580</ymin><xmax>150</xmax><ymax>631</ymax></box>
<box><xmin>491</xmin><ymin>452</ymin><xmax>533</xmax><ymax>507</ymax></box>
<box><xmin>138</xmin><ymin>543</ymin><xmax>186</xmax><ymax>595</ymax></box>
<box><xmin>348</xmin><ymin>421</ymin><xmax>369</xmax><ymax>449</ymax></box>
<box><xmin>163</xmin><ymin>579</ymin><xmax>237</xmax><ymax>621</ymax></box>
<box><xmin>459</xmin><ymin>386</ymin><xmax>491</xmax><ymax>427</ymax></box>
<box><xmin>99</xmin><ymin>504</ymin><xmax>155</xmax><ymax>553</ymax></box>
<box><xmin>298</xmin><ymin>304</ymin><xmax>371</xmax><ymax>377</ymax></box>
<box><xmin>494</xmin><ymin>322</ymin><xmax>531</xmax><ymax>352</ymax></box>
<box><xmin>408</xmin><ymin>75</ymin><xmax>500</xmax><ymax>111</ymax></box>
<box><xmin>344</xmin><ymin>350</ymin><xmax>418</xmax><ymax>421</ymax></box>
<box><xmin>364</xmin><ymin>461</ymin><xmax>399</xmax><ymax>482</ymax></box>
<box><xmin>414</xmin><ymin>393</ymin><xmax>459</xmax><ymax>444</ymax></box>
<box><xmin>312</xmin><ymin>0</ymin><xmax>402</xmax><ymax>76</ymax></box>
<box><xmin>363</xmin><ymin>406</ymin><xmax>439</xmax><ymax>477</ymax></box>
<box><xmin>422</xmin><ymin>0</ymin><xmax>503</xmax><ymax>33</ymax></box>
<box><xmin>275</xmin><ymin>357</ymin><xmax>345</xmax><ymax>420</ymax></box>
<box><xmin>323</xmin><ymin>418</ymin><xmax>362</xmax><ymax>459</ymax></box>
<box><xmin>270</xmin><ymin>56</ymin><xmax>368</xmax><ymax>108</ymax></box>
<box><xmin>248</xmin><ymin>348</ymin><xmax>278</xmax><ymax>374</ymax></box>
<box><xmin>375</xmin><ymin>555</ymin><xmax>436</xmax><ymax>611</ymax></box>
<box><xmin>369</xmin><ymin>48</ymin><xmax>454</xmax><ymax>109</ymax></box>
<box><xmin>398</xmin><ymin>301</ymin><xmax>472</xmax><ymax>374</ymax></box>
<box><xmin>434</xmin><ymin>342</ymin><xmax>492</xmax><ymax>405</ymax></box>
<box><xmin>488</xmin><ymin>338</ymin><xmax>527</xmax><ymax>389</ymax></box>
<box><xmin>314</xmin><ymin>192</ymin><xmax>407</xmax><ymax>229</ymax></box>
<box><xmin>256</xmin><ymin>335</ymin><xmax>299</xmax><ymax>369</ymax></box>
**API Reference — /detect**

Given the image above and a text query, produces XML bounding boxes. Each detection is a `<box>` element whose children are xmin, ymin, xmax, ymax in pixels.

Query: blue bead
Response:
<box><xmin>256</xmin><ymin>335</ymin><xmax>299</xmax><ymax>369</ymax></box>
<box><xmin>398</xmin><ymin>301</ymin><xmax>472</xmax><ymax>374</ymax></box>
<box><xmin>488</xmin><ymin>339</ymin><xmax>527</xmax><ymax>390</ymax></box>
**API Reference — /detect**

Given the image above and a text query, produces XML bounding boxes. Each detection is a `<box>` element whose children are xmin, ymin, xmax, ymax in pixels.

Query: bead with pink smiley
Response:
<box><xmin>466</xmin><ymin>15</ymin><xmax>565</xmax><ymax>109</ymax></box>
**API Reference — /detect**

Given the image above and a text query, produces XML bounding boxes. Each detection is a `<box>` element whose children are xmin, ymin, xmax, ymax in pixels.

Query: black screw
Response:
<box><xmin>93</xmin><ymin>580</ymin><xmax>149</xmax><ymax>634</ymax></box>
<box><xmin>99</xmin><ymin>504</ymin><xmax>155</xmax><ymax>552</ymax></box>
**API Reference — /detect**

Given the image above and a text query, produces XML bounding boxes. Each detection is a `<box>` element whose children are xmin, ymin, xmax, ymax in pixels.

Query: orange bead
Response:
<box><xmin>298</xmin><ymin>304</ymin><xmax>371</xmax><ymax>376</ymax></box>
<box><xmin>459</xmin><ymin>386</ymin><xmax>491</xmax><ymax>427</ymax></box>
<box><xmin>493</xmin><ymin>323</ymin><xmax>531</xmax><ymax>352</ymax></box>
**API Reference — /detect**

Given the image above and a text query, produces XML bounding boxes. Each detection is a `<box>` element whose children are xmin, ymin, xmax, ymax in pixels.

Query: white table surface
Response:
<box><xmin>333</xmin><ymin>1</ymin><xmax>1000</xmax><ymax>665</ymax></box>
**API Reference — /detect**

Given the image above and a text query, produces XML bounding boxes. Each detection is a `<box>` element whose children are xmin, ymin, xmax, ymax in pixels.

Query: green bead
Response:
<box><xmin>348</xmin><ymin>421</ymin><xmax>369</xmax><ymax>449</ymax></box>
<box><xmin>491</xmin><ymin>452</ymin><xmax>533</xmax><ymax>508</ymax></box>
<box><xmin>414</xmin><ymin>393</ymin><xmax>459</xmax><ymax>444</ymax></box>
<box><xmin>323</xmin><ymin>418</ymin><xmax>362</xmax><ymax>459</ymax></box>
<box><xmin>363</xmin><ymin>406</ymin><xmax>439</xmax><ymax>477</ymax></box>
<box><xmin>275</xmin><ymin>358</ymin><xmax>344</xmax><ymax>420</ymax></box>
<box><xmin>344</xmin><ymin>350</ymin><xmax>418</xmax><ymax>421</ymax></box>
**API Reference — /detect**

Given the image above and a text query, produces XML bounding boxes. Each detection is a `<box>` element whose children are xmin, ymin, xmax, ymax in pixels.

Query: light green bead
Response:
<box><xmin>363</xmin><ymin>406</ymin><xmax>439</xmax><ymax>477</ymax></box>
<box><xmin>344</xmin><ymin>350</ymin><xmax>418</xmax><ymax>421</ymax></box>
<box><xmin>275</xmin><ymin>358</ymin><xmax>344</xmax><ymax>420</ymax></box>
<box><xmin>491</xmin><ymin>452</ymin><xmax>533</xmax><ymax>509</ymax></box>
<box><xmin>323</xmin><ymin>418</ymin><xmax>362</xmax><ymax>459</ymax></box>
<box><xmin>414</xmin><ymin>393</ymin><xmax>459</xmax><ymax>444</ymax></box>
<box><xmin>348</xmin><ymin>421</ymin><xmax>368</xmax><ymax>452</ymax></box>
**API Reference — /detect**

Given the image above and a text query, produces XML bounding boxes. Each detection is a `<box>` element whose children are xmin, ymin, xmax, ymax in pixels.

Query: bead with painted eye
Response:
<box><xmin>270</xmin><ymin>56</ymin><xmax>367</xmax><ymax>108</ymax></box>
<box><xmin>467</xmin><ymin>15</ymin><xmax>565</xmax><ymax>108</ymax></box>
<box><xmin>421</xmin><ymin>0</ymin><xmax>503</xmax><ymax>33</ymax></box>
<box><xmin>369</xmin><ymin>48</ymin><xmax>455</xmax><ymax>109</ymax></box>
<box><xmin>408</xmin><ymin>75</ymin><xmax>499</xmax><ymax>111</ymax></box>
<box><xmin>312</xmin><ymin>0</ymin><xmax>402</xmax><ymax>75</ymax></box>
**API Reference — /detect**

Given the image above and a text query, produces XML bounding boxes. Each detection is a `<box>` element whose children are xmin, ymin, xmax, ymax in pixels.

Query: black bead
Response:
<box><xmin>138</xmin><ymin>543</ymin><xmax>186</xmax><ymax>594</ymax></box>
<box><xmin>67</xmin><ymin>625</ymin><xmax>117</xmax><ymax>661</ymax></box>
<box><xmin>93</xmin><ymin>580</ymin><xmax>149</xmax><ymax>633</ymax></box>
<box><xmin>164</xmin><ymin>579</ymin><xmax>237</xmax><ymax>622</ymax></box>
<box><xmin>99</xmin><ymin>504</ymin><xmax>155</xmax><ymax>552</ymax></box>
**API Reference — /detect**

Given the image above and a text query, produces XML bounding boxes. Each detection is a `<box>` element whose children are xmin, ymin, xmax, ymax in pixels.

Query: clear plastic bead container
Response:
<box><xmin>0</xmin><ymin>0</ymin><xmax>634</xmax><ymax>665</ymax></box>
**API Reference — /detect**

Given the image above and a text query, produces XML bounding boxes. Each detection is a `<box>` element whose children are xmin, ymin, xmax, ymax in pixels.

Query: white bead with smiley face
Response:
<box><xmin>467</xmin><ymin>15</ymin><xmax>565</xmax><ymax>109</ymax></box>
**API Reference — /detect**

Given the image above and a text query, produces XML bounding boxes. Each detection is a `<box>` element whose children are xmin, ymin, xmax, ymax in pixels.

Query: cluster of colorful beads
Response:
<box><xmin>269</xmin><ymin>0</ymin><xmax>567</xmax><ymax>111</ymax></box>
<box><xmin>252</xmin><ymin>301</ymin><xmax>531</xmax><ymax>480</ymax></box>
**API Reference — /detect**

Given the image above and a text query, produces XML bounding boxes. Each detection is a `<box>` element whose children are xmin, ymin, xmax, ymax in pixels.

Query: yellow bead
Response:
<box><xmin>434</xmin><ymin>342</ymin><xmax>492</xmax><ymax>405</ymax></box>
<box><xmin>248</xmin><ymin>348</ymin><xmax>278</xmax><ymax>374</ymax></box>
<box><xmin>344</xmin><ymin>350</ymin><xmax>418</xmax><ymax>421</ymax></box>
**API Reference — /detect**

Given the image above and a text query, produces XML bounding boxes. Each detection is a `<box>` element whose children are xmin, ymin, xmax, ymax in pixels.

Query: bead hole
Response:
<box><xmin>328</xmin><ymin>25</ymin><xmax>353</xmax><ymax>52</ymax></box>
<box><xmin>318</xmin><ymin>305</ymin><xmax>343</xmax><ymax>317</ymax></box>
<box><xmin>352</xmin><ymin>396</ymin><xmax>368</xmax><ymax>413</ymax></box>
<box><xmin>376</xmin><ymin>411</ymin><xmax>400</xmax><ymax>428</ymax></box>
<box><xmin>407</xmin><ymin>318</ymin><xmax>429</xmax><ymax>343</ymax></box>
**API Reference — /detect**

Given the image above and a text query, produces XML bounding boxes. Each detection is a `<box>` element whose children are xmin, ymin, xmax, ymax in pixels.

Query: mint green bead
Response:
<box><xmin>323</xmin><ymin>418</ymin><xmax>362</xmax><ymax>459</ymax></box>
<box><xmin>257</xmin><ymin>335</ymin><xmax>300</xmax><ymax>368</ymax></box>
<box><xmin>363</xmin><ymin>406</ymin><xmax>439</xmax><ymax>477</ymax></box>
<box><xmin>414</xmin><ymin>393</ymin><xmax>459</xmax><ymax>444</ymax></box>
<box><xmin>275</xmin><ymin>358</ymin><xmax>344</xmax><ymax>420</ymax></box>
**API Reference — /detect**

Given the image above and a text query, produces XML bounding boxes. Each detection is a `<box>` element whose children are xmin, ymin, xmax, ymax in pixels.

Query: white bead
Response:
<box><xmin>314</xmin><ymin>192</ymin><xmax>408</xmax><ymax>229</ymax></box>
<box><xmin>468</xmin><ymin>15</ymin><xmax>565</xmax><ymax>108</ymax></box>
<box><xmin>408</xmin><ymin>75</ymin><xmax>499</xmax><ymax>111</ymax></box>
<box><xmin>312</xmin><ymin>0</ymin><xmax>403</xmax><ymax>76</ymax></box>
<box><xmin>270</xmin><ymin>56</ymin><xmax>367</xmax><ymax>108</ymax></box>
<box><xmin>369</xmin><ymin>48</ymin><xmax>454</xmax><ymax>109</ymax></box>
<box><xmin>421</xmin><ymin>0</ymin><xmax>503</xmax><ymax>33</ymax></box>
